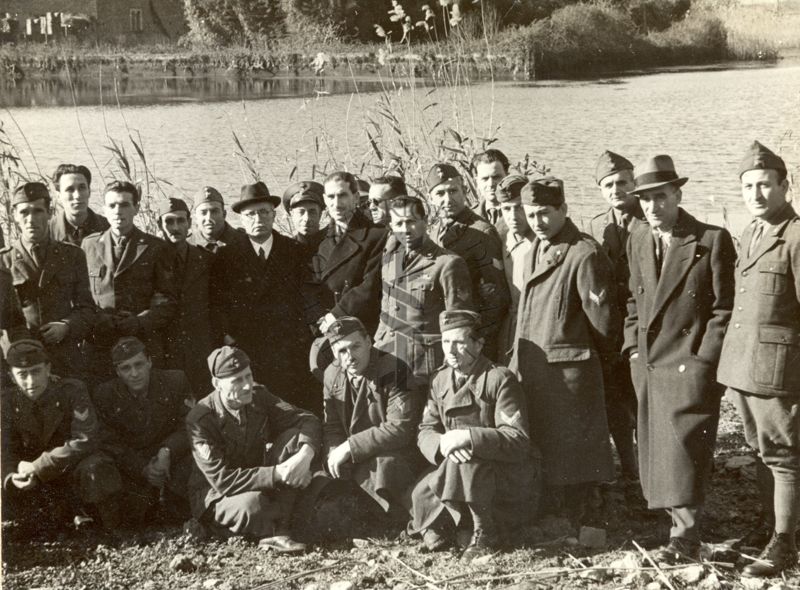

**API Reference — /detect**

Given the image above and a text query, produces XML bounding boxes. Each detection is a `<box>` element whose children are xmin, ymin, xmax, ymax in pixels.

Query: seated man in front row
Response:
<box><xmin>93</xmin><ymin>337</ymin><xmax>194</xmax><ymax>526</ymax></box>
<box><xmin>1</xmin><ymin>340</ymin><xmax>121</xmax><ymax>529</ymax></box>
<box><xmin>186</xmin><ymin>346</ymin><xmax>321</xmax><ymax>553</ymax></box>
<box><xmin>322</xmin><ymin>316</ymin><xmax>423</xmax><ymax>520</ymax></box>
<box><xmin>409</xmin><ymin>310</ymin><xmax>540</xmax><ymax>561</ymax></box>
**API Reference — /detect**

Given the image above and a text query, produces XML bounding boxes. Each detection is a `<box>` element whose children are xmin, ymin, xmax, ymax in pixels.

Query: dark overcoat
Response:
<box><xmin>373</xmin><ymin>235</ymin><xmax>473</xmax><ymax>379</ymax></box>
<box><xmin>623</xmin><ymin>209</ymin><xmax>735</xmax><ymax>508</ymax></box>
<box><xmin>49</xmin><ymin>208</ymin><xmax>110</xmax><ymax>246</ymax></box>
<box><xmin>718</xmin><ymin>204</ymin><xmax>800</xmax><ymax>397</ymax></box>
<box><xmin>510</xmin><ymin>218</ymin><xmax>617</xmax><ymax>486</ymax></box>
<box><xmin>323</xmin><ymin>350</ymin><xmax>423</xmax><ymax>510</ymax></box>
<box><xmin>1</xmin><ymin>239</ymin><xmax>96</xmax><ymax>378</ymax></box>
<box><xmin>185</xmin><ymin>385</ymin><xmax>321</xmax><ymax>517</ymax></box>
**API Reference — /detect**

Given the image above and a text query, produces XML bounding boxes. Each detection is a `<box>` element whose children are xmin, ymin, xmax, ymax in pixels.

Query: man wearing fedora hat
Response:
<box><xmin>282</xmin><ymin>180</ymin><xmax>326</xmax><ymax>255</ymax></box>
<box><xmin>158</xmin><ymin>197</ymin><xmax>214</xmax><ymax>397</ymax></box>
<box><xmin>717</xmin><ymin>141</ymin><xmax>800</xmax><ymax>576</ymax></box>
<box><xmin>188</xmin><ymin>186</ymin><xmax>248</xmax><ymax>255</ymax></box>
<box><xmin>624</xmin><ymin>155</ymin><xmax>735</xmax><ymax>564</ymax></box>
<box><xmin>210</xmin><ymin>182</ymin><xmax>320</xmax><ymax>414</ymax></box>
<box><xmin>588</xmin><ymin>151</ymin><xmax>644</xmax><ymax>486</ymax></box>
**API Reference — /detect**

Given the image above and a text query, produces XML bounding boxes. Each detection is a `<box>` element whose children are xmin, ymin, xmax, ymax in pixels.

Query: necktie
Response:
<box><xmin>402</xmin><ymin>250</ymin><xmax>415</xmax><ymax>270</ymax></box>
<box><xmin>258</xmin><ymin>247</ymin><xmax>266</xmax><ymax>262</ymax></box>
<box><xmin>748</xmin><ymin>222</ymin><xmax>764</xmax><ymax>258</ymax></box>
<box><xmin>205</xmin><ymin>242</ymin><xmax>218</xmax><ymax>254</ymax></box>
<box><xmin>30</xmin><ymin>244</ymin><xmax>44</xmax><ymax>268</ymax></box>
<box><xmin>454</xmin><ymin>373</ymin><xmax>468</xmax><ymax>390</ymax></box>
<box><xmin>488</xmin><ymin>207</ymin><xmax>499</xmax><ymax>226</ymax></box>
<box><xmin>653</xmin><ymin>234</ymin><xmax>666</xmax><ymax>279</ymax></box>
<box><xmin>113</xmin><ymin>238</ymin><xmax>126</xmax><ymax>264</ymax></box>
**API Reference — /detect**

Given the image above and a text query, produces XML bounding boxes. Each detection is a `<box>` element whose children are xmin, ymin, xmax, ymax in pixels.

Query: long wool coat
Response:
<box><xmin>624</xmin><ymin>209</ymin><xmax>735</xmax><ymax>508</ymax></box>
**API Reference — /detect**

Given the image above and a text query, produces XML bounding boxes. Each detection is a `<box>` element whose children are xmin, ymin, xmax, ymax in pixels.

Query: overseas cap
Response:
<box><xmin>495</xmin><ymin>174</ymin><xmax>528</xmax><ymax>203</ymax></box>
<box><xmin>325</xmin><ymin>316</ymin><xmax>368</xmax><ymax>345</ymax></box>
<box><xmin>425</xmin><ymin>163</ymin><xmax>461</xmax><ymax>192</ymax></box>
<box><xmin>111</xmin><ymin>336</ymin><xmax>147</xmax><ymax>364</ymax></box>
<box><xmin>521</xmin><ymin>177</ymin><xmax>565</xmax><ymax>207</ymax></box>
<box><xmin>232</xmin><ymin>181</ymin><xmax>280</xmax><ymax>213</ymax></box>
<box><xmin>5</xmin><ymin>339</ymin><xmax>49</xmax><ymax>368</ymax></box>
<box><xmin>630</xmin><ymin>155</ymin><xmax>688</xmax><ymax>194</ymax></box>
<box><xmin>595</xmin><ymin>150</ymin><xmax>634</xmax><ymax>185</ymax></box>
<box><xmin>738</xmin><ymin>140</ymin><xmax>787</xmax><ymax>178</ymax></box>
<box><xmin>158</xmin><ymin>197</ymin><xmax>190</xmax><ymax>218</ymax></box>
<box><xmin>208</xmin><ymin>345</ymin><xmax>250</xmax><ymax>378</ymax></box>
<box><xmin>439</xmin><ymin>309</ymin><xmax>481</xmax><ymax>333</ymax></box>
<box><xmin>282</xmin><ymin>181</ymin><xmax>324</xmax><ymax>212</ymax></box>
<box><xmin>193</xmin><ymin>186</ymin><xmax>225</xmax><ymax>207</ymax></box>
<box><xmin>12</xmin><ymin>182</ymin><xmax>50</xmax><ymax>207</ymax></box>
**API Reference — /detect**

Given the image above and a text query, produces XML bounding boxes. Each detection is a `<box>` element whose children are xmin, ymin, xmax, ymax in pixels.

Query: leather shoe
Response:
<box><xmin>258</xmin><ymin>535</ymin><xmax>307</xmax><ymax>554</ymax></box>
<box><xmin>743</xmin><ymin>532</ymin><xmax>798</xmax><ymax>577</ymax></box>
<box><xmin>652</xmin><ymin>537</ymin><xmax>700</xmax><ymax>565</ymax></box>
<box><xmin>461</xmin><ymin>528</ymin><xmax>500</xmax><ymax>562</ymax></box>
<box><xmin>421</xmin><ymin>528</ymin><xmax>449</xmax><ymax>552</ymax></box>
<box><xmin>735</xmin><ymin>521</ymin><xmax>773</xmax><ymax>552</ymax></box>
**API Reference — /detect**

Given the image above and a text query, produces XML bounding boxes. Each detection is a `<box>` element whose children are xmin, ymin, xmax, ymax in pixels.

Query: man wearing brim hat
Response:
<box><xmin>188</xmin><ymin>186</ymin><xmax>248</xmax><ymax>254</ymax></box>
<box><xmin>717</xmin><ymin>141</ymin><xmax>800</xmax><ymax>577</ymax></box>
<box><xmin>185</xmin><ymin>345</ymin><xmax>321</xmax><ymax>552</ymax></box>
<box><xmin>282</xmin><ymin>180</ymin><xmax>326</xmax><ymax>253</ymax></box>
<box><xmin>427</xmin><ymin>162</ymin><xmax>509</xmax><ymax>361</ymax></box>
<box><xmin>624</xmin><ymin>154</ymin><xmax>735</xmax><ymax>564</ymax></box>
<box><xmin>510</xmin><ymin>176</ymin><xmax>617</xmax><ymax>527</ymax></box>
<box><xmin>209</xmin><ymin>182</ymin><xmax>321</xmax><ymax>415</ymax></box>
<box><xmin>588</xmin><ymin>151</ymin><xmax>643</xmax><ymax>486</ymax></box>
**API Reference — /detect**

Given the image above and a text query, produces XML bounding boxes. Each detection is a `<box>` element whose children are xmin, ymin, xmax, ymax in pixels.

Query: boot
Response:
<box><xmin>653</xmin><ymin>537</ymin><xmax>700</xmax><ymax>565</ymax></box>
<box><xmin>461</xmin><ymin>528</ymin><xmax>500</xmax><ymax>562</ymax></box>
<box><xmin>743</xmin><ymin>532</ymin><xmax>798</xmax><ymax>577</ymax></box>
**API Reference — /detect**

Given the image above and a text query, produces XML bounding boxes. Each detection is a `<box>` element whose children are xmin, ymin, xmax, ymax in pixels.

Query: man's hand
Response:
<box><xmin>17</xmin><ymin>461</ymin><xmax>36</xmax><ymax>478</ymax></box>
<box><xmin>115</xmin><ymin>314</ymin><xmax>140</xmax><ymax>335</ymax></box>
<box><xmin>439</xmin><ymin>429</ymin><xmax>472</xmax><ymax>458</ymax></box>
<box><xmin>447</xmin><ymin>448</ymin><xmax>474</xmax><ymax>464</ymax></box>
<box><xmin>10</xmin><ymin>472</ymin><xmax>38</xmax><ymax>491</ymax></box>
<box><xmin>629</xmin><ymin>351</ymin><xmax>640</xmax><ymax>360</ymax></box>
<box><xmin>326</xmin><ymin>441</ymin><xmax>352</xmax><ymax>479</ymax></box>
<box><xmin>40</xmin><ymin>322</ymin><xmax>70</xmax><ymax>344</ymax></box>
<box><xmin>142</xmin><ymin>449</ymin><xmax>170</xmax><ymax>488</ymax></box>
<box><xmin>318</xmin><ymin>313</ymin><xmax>338</xmax><ymax>334</ymax></box>
<box><xmin>276</xmin><ymin>444</ymin><xmax>314</xmax><ymax>488</ymax></box>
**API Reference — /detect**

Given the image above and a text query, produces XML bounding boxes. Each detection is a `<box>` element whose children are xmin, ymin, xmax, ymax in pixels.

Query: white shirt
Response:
<box><xmin>249</xmin><ymin>234</ymin><xmax>274</xmax><ymax>260</ymax></box>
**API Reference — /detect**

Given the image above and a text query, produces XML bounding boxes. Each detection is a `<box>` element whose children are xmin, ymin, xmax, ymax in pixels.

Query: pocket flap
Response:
<box><xmin>759</xmin><ymin>325</ymin><xmax>799</xmax><ymax>346</ymax></box>
<box><xmin>544</xmin><ymin>346</ymin><xmax>592</xmax><ymax>363</ymax></box>
<box><xmin>758</xmin><ymin>260</ymin><xmax>789</xmax><ymax>274</ymax></box>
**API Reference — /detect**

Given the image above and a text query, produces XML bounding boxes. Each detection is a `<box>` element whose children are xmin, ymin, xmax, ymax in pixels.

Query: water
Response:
<box><xmin>3</xmin><ymin>61</ymin><xmax>799</xmax><ymax>235</ymax></box>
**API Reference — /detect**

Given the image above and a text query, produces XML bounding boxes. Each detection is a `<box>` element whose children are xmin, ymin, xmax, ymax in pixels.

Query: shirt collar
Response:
<box><xmin>250</xmin><ymin>233</ymin><xmax>274</xmax><ymax>256</ymax></box>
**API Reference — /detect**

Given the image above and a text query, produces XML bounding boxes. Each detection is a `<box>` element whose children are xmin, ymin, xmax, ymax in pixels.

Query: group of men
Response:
<box><xmin>1</xmin><ymin>141</ymin><xmax>798</xmax><ymax>576</ymax></box>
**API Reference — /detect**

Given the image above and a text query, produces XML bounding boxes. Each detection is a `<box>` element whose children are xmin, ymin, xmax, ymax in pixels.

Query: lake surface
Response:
<box><xmin>3</xmin><ymin>61</ymin><xmax>799</xmax><ymax>234</ymax></box>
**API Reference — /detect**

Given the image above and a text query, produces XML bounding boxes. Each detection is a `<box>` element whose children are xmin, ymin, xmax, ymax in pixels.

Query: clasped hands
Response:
<box><xmin>10</xmin><ymin>461</ymin><xmax>38</xmax><ymax>491</ymax></box>
<box><xmin>439</xmin><ymin>429</ymin><xmax>473</xmax><ymax>464</ymax></box>
<box><xmin>275</xmin><ymin>444</ymin><xmax>314</xmax><ymax>489</ymax></box>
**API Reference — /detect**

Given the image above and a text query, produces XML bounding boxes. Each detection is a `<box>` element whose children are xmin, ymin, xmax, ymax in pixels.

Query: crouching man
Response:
<box><xmin>409</xmin><ymin>310</ymin><xmax>540</xmax><ymax>561</ymax></box>
<box><xmin>322</xmin><ymin>316</ymin><xmax>423</xmax><ymax>519</ymax></box>
<box><xmin>1</xmin><ymin>340</ymin><xmax>121</xmax><ymax>529</ymax></box>
<box><xmin>186</xmin><ymin>345</ymin><xmax>322</xmax><ymax>553</ymax></box>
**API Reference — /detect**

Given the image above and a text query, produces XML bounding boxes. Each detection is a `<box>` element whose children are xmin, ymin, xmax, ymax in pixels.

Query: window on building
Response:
<box><xmin>130</xmin><ymin>9</ymin><xmax>142</xmax><ymax>32</ymax></box>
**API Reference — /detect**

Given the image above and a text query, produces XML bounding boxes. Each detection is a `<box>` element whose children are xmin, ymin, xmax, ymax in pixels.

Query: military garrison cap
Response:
<box><xmin>439</xmin><ymin>309</ymin><xmax>481</xmax><ymax>333</ymax></box>
<box><xmin>232</xmin><ymin>182</ymin><xmax>280</xmax><ymax>213</ymax></box>
<box><xmin>325</xmin><ymin>316</ymin><xmax>368</xmax><ymax>345</ymax></box>
<box><xmin>282</xmin><ymin>181</ymin><xmax>325</xmax><ymax>212</ymax></box>
<box><xmin>193</xmin><ymin>186</ymin><xmax>225</xmax><ymax>207</ymax></box>
<box><xmin>12</xmin><ymin>182</ymin><xmax>51</xmax><ymax>207</ymax></box>
<box><xmin>6</xmin><ymin>339</ymin><xmax>49</xmax><ymax>367</ymax></box>
<box><xmin>595</xmin><ymin>151</ymin><xmax>634</xmax><ymax>185</ymax></box>
<box><xmin>208</xmin><ymin>345</ymin><xmax>250</xmax><ymax>378</ymax></box>
<box><xmin>521</xmin><ymin>177</ymin><xmax>565</xmax><ymax>207</ymax></box>
<box><xmin>738</xmin><ymin>141</ymin><xmax>786</xmax><ymax>178</ymax></box>
<box><xmin>495</xmin><ymin>175</ymin><xmax>528</xmax><ymax>203</ymax></box>
<box><xmin>158</xmin><ymin>197</ymin><xmax>190</xmax><ymax>218</ymax></box>
<box><xmin>111</xmin><ymin>336</ymin><xmax>147</xmax><ymax>364</ymax></box>
<box><xmin>425</xmin><ymin>163</ymin><xmax>462</xmax><ymax>192</ymax></box>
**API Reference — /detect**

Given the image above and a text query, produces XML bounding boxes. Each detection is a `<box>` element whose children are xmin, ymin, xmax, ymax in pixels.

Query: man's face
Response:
<box><xmin>524</xmin><ymin>203</ymin><xmax>567</xmax><ymax>241</ymax></box>
<box><xmin>115</xmin><ymin>351</ymin><xmax>152</xmax><ymax>394</ymax></box>
<box><xmin>390</xmin><ymin>204</ymin><xmax>427</xmax><ymax>250</ymax></box>
<box><xmin>429</xmin><ymin>179</ymin><xmax>467</xmax><ymax>220</ymax></box>
<box><xmin>599</xmin><ymin>170</ymin><xmax>636</xmax><ymax>211</ymax></box>
<box><xmin>57</xmin><ymin>173</ymin><xmax>91</xmax><ymax>218</ymax></box>
<box><xmin>368</xmin><ymin>184</ymin><xmax>393</xmax><ymax>225</ymax></box>
<box><xmin>103</xmin><ymin>190</ymin><xmax>138</xmax><ymax>235</ymax></box>
<box><xmin>332</xmin><ymin>332</ymin><xmax>372</xmax><ymax>376</ymax></box>
<box><xmin>290</xmin><ymin>203</ymin><xmax>322</xmax><ymax>237</ymax></box>
<box><xmin>324</xmin><ymin>179</ymin><xmax>356</xmax><ymax>224</ymax></box>
<box><xmin>214</xmin><ymin>366</ymin><xmax>254</xmax><ymax>410</ymax></box>
<box><xmin>194</xmin><ymin>202</ymin><xmax>226</xmax><ymax>241</ymax></box>
<box><xmin>475</xmin><ymin>161</ymin><xmax>506</xmax><ymax>206</ymax></box>
<box><xmin>160</xmin><ymin>211</ymin><xmax>190</xmax><ymax>244</ymax></box>
<box><xmin>741</xmin><ymin>168</ymin><xmax>789</xmax><ymax>221</ymax></box>
<box><xmin>239</xmin><ymin>202</ymin><xmax>275</xmax><ymax>240</ymax></box>
<box><xmin>441</xmin><ymin>327</ymin><xmax>483</xmax><ymax>374</ymax></box>
<box><xmin>638</xmin><ymin>184</ymin><xmax>681</xmax><ymax>231</ymax></box>
<box><xmin>11</xmin><ymin>362</ymin><xmax>51</xmax><ymax>401</ymax></box>
<box><xmin>499</xmin><ymin>198</ymin><xmax>529</xmax><ymax>237</ymax></box>
<box><xmin>13</xmin><ymin>198</ymin><xmax>51</xmax><ymax>244</ymax></box>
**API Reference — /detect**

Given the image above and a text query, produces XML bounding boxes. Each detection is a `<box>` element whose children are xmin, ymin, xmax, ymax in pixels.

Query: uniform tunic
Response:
<box><xmin>373</xmin><ymin>235</ymin><xmax>473</xmax><ymax>380</ymax></box>
<box><xmin>188</xmin><ymin>222</ymin><xmax>248</xmax><ymax>254</ymax></box>
<box><xmin>624</xmin><ymin>209</ymin><xmax>735</xmax><ymax>508</ymax></box>
<box><xmin>49</xmin><ymin>208</ymin><xmax>110</xmax><ymax>246</ymax></box>
<box><xmin>497</xmin><ymin>228</ymin><xmax>533</xmax><ymax>363</ymax></box>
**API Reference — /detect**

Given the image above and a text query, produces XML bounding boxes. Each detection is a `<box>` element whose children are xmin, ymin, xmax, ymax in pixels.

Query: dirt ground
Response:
<box><xmin>3</xmin><ymin>397</ymin><xmax>800</xmax><ymax>590</ymax></box>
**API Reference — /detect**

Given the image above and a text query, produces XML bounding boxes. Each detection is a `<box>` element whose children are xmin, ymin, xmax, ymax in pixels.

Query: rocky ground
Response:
<box><xmin>3</xmin><ymin>397</ymin><xmax>800</xmax><ymax>590</ymax></box>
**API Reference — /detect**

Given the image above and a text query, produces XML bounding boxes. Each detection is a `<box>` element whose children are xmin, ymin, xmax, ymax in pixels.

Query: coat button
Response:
<box><xmin>734</xmin><ymin>323</ymin><xmax>740</xmax><ymax>329</ymax></box>
<box><xmin>646</xmin><ymin>364</ymin><xmax>654</xmax><ymax>371</ymax></box>
<box><xmin>678</xmin><ymin>364</ymin><xmax>686</xmax><ymax>373</ymax></box>
<box><xmin>737</xmin><ymin>306</ymin><xmax>743</xmax><ymax>311</ymax></box>
<box><xmin>742</xmin><ymin>270</ymin><xmax>748</xmax><ymax>277</ymax></box>
<box><xmin>681</xmin><ymin>328</ymin><xmax>691</xmax><ymax>336</ymax></box>
<box><xmin>739</xmin><ymin>287</ymin><xmax>745</xmax><ymax>293</ymax></box>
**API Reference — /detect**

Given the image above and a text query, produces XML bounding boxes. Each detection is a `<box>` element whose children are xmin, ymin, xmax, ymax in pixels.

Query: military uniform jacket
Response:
<box><xmin>431</xmin><ymin>207</ymin><xmax>509</xmax><ymax>349</ymax></box>
<box><xmin>1</xmin><ymin>377</ymin><xmax>99</xmax><ymax>488</ymax></box>
<box><xmin>718</xmin><ymin>204</ymin><xmax>800</xmax><ymax>397</ymax></box>
<box><xmin>1</xmin><ymin>239</ymin><xmax>96</xmax><ymax>376</ymax></box>
<box><xmin>49</xmin><ymin>208</ymin><xmax>110</xmax><ymax>246</ymax></box>
<box><xmin>82</xmin><ymin>227</ymin><xmax>177</xmax><ymax>349</ymax></box>
<box><xmin>93</xmin><ymin>369</ymin><xmax>192</xmax><ymax>481</ymax></box>
<box><xmin>188</xmin><ymin>222</ymin><xmax>248</xmax><ymax>254</ymax></box>
<box><xmin>186</xmin><ymin>385</ymin><xmax>322</xmax><ymax>516</ymax></box>
<box><xmin>471</xmin><ymin>200</ymin><xmax>507</xmax><ymax>235</ymax></box>
<box><xmin>373</xmin><ymin>235</ymin><xmax>474</xmax><ymax>377</ymax></box>
<box><xmin>307</xmin><ymin>210</ymin><xmax>389</xmax><ymax>334</ymax></box>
